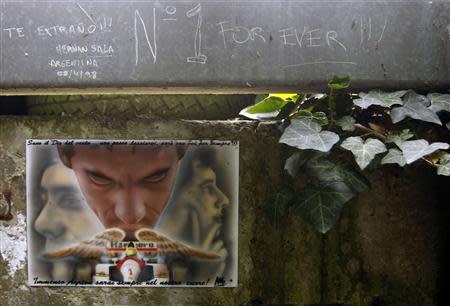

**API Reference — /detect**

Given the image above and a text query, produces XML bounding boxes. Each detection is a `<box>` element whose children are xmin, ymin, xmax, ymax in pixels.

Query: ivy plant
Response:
<box><xmin>240</xmin><ymin>78</ymin><xmax>450</xmax><ymax>233</ymax></box>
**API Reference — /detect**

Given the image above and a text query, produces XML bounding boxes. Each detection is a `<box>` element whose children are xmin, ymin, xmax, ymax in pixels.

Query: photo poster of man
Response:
<box><xmin>26</xmin><ymin>139</ymin><xmax>238</xmax><ymax>287</ymax></box>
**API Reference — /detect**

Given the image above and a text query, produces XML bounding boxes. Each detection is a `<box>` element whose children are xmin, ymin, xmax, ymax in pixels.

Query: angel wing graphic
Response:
<box><xmin>135</xmin><ymin>228</ymin><xmax>219</xmax><ymax>259</ymax></box>
<box><xmin>44</xmin><ymin>227</ymin><xmax>220</xmax><ymax>260</ymax></box>
<box><xmin>44</xmin><ymin>227</ymin><xmax>126</xmax><ymax>259</ymax></box>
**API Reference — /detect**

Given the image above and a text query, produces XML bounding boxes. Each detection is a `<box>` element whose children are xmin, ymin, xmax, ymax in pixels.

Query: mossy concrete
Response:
<box><xmin>323</xmin><ymin>165</ymin><xmax>442</xmax><ymax>306</ymax></box>
<box><xmin>0</xmin><ymin>116</ymin><xmax>445</xmax><ymax>305</ymax></box>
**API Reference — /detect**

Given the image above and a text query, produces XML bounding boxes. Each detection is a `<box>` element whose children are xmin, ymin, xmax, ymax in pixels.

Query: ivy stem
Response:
<box><xmin>354</xmin><ymin>123</ymin><xmax>438</xmax><ymax>168</ymax></box>
<box><xmin>328</xmin><ymin>88</ymin><xmax>335</xmax><ymax>126</ymax></box>
<box><xmin>359</xmin><ymin>132</ymin><xmax>373</xmax><ymax>138</ymax></box>
<box><xmin>354</xmin><ymin>123</ymin><xmax>386</xmax><ymax>140</ymax></box>
<box><xmin>422</xmin><ymin>157</ymin><xmax>438</xmax><ymax>168</ymax></box>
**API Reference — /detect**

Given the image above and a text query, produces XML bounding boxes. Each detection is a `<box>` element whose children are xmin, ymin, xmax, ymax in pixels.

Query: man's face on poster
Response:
<box><xmin>35</xmin><ymin>162</ymin><xmax>103</xmax><ymax>253</ymax></box>
<box><xmin>59</xmin><ymin>145</ymin><xmax>183</xmax><ymax>240</ymax></box>
<box><xmin>185</xmin><ymin>159</ymin><xmax>230</xmax><ymax>235</ymax></box>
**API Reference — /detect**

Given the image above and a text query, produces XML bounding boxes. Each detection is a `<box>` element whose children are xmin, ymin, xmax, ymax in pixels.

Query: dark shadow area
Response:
<box><xmin>435</xmin><ymin>111</ymin><xmax>450</xmax><ymax>306</ymax></box>
<box><xmin>370</xmin><ymin>297</ymin><xmax>386</xmax><ymax>306</ymax></box>
<box><xmin>435</xmin><ymin>173</ymin><xmax>450</xmax><ymax>306</ymax></box>
<box><xmin>0</xmin><ymin>96</ymin><xmax>27</xmax><ymax>115</ymax></box>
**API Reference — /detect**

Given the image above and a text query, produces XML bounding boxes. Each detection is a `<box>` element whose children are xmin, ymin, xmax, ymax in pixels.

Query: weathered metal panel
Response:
<box><xmin>0</xmin><ymin>0</ymin><xmax>449</xmax><ymax>93</ymax></box>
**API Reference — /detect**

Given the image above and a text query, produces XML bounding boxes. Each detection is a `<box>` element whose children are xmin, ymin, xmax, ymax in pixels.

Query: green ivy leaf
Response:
<box><xmin>266</xmin><ymin>187</ymin><xmax>294</xmax><ymax>224</ymax></box>
<box><xmin>399</xmin><ymin>140</ymin><xmax>450</xmax><ymax>164</ymax></box>
<box><xmin>269</xmin><ymin>93</ymin><xmax>300</xmax><ymax>102</ymax></box>
<box><xmin>239</xmin><ymin>96</ymin><xmax>292</xmax><ymax>119</ymax></box>
<box><xmin>279</xmin><ymin>119</ymin><xmax>340</xmax><ymax>152</ymax></box>
<box><xmin>390</xmin><ymin>91</ymin><xmax>442</xmax><ymax>125</ymax></box>
<box><xmin>293</xmin><ymin>182</ymin><xmax>355</xmax><ymax>234</ymax></box>
<box><xmin>336</xmin><ymin>116</ymin><xmax>356</xmax><ymax>131</ymax></box>
<box><xmin>437</xmin><ymin>154</ymin><xmax>450</xmax><ymax>176</ymax></box>
<box><xmin>306</xmin><ymin>156</ymin><xmax>370</xmax><ymax>193</ymax></box>
<box><xmin>290</xmin><ymin>154</ymin><xmax>369</xmax><ymax>233</ymax></box>
<box><xmin>381</xmin><ymin>148</ymin><xmax>406</xmax><ymax>167</ymax></box>
<box><xmin>292</xmin><ymin>110</ymin><xmax>328</xmax><ymax>126</ymax></box>
<box><xmin>328</xmin><ymin>75</ymin><xmax>351</xmax><ymax>90</ymax></box>
<box><xmin>353</xmin><ymin>90</ymin><xmax>406</xmax><ymax>109</ymax></box>
<box><xmin>284</xmin><ymin>151</ymin><xmax>317</xmax><ymax>177</ymax></box>
<box><xmin>340</xmin><ymin>166</ymin><xmax>371</xmax><ymax>193</ymax></box>
<box><xmin>385</xmin><ymin>129</ymin><xmax>414</xmax><ymax>147</ymax></box>
<box><xmin>427</xmin><ymin>93</ymin><xmax>450</xmax><ymax>113</ymax></box>
<box><xmin>340</xmin><ymin>137</ymin><xmax>387</xmax><ymax>170</ymax></box>
<box><xmin>306</xmin><ymin>157</ymin><xmax>347</xmax><ymax>182</ymax></box>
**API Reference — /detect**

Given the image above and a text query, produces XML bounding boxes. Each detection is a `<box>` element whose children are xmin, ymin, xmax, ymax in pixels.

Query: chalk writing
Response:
<box><xmin>359</xmin><ymin>16</ymin><xmax>367</xmax><ymax>47</ymax></box>
<box><xmin>186</xmin><ymin>3</ymin><xmax>207</xmax><ymax>64</ymax></box>
<box><xmin>377</xmin><ymin>17</ymin><xmax>388</xmax><ymax>44</ymax></box>
<box><xmin>163</xmin><ymin>5</ymin><xmax>177</xmax><ymax>21</ymax></box>
<box><xmin>283</xmin><ymin>61</ymin><xmax>357</xmax><ymax>69</ymax></box>
<box><xmin>357</xmin><ymin>15</ymin><xmax>388</xmax><ymax>49</ymax></box>
<box><xmin>134</xmin><ymin>8</ymin><xmax>157</xmax><ymax>65</ymax></box>
<box><xmin>55</xmin><ymin>43</ymin><xmax>116</xmax><ymax>57</ymax></box>
<box><xmin>91</xmin><ymin>44</ymin><xmax>114</xmax><ymax>55</ymax></box>
<box><xmin>56</xmin><ymin>44</ymin><xmax>88</xmax><ymax>55</ymax></box>
<box><xmin>305</xmin><ymin>28</ymin><xmax>321</xmax><ymax>47</ymax></box>
<box><xmin>49</xmin><ymin>40</ymin><xmax>112</xmax><ymax>80</ymax></box>
<box><xmin>0</xmin><ymin>1</ymin><xmax>402</xmax><ymax>86</ymax></box>
<box><xmin>3</xmin><ymin>27</ymin><xmax>25</xmax><ymax>39</ymax></box>
<box><xmin>166</xmin><ymin>6</ymin><xmax>176</xmax><ymax>15</ymax></box>
<box><xmin>217</xmin><ymin>21</ymin><xmax>266</xmax><ymax>48</ymax></box>
<box><xmin>36</xmin><ymin>19</ymin><xmax>112</xmax><ymax>38</ymax></box>
<box><xmin>279</xmin><ymin>27</ymin><xmax>346</xmax><ymax>51</ymax></box>
<box><xmin>76</xmin><ymin>3</ymin><xmax>95</xmax><ymax>24</ymax></box>
<box><xmin>325</xmin><ymin>31</ymin><xmax>347</xmax><ymax>51</ymax></box>
<box><xmin>56</xmin><ymin>70</ymin><xmax>97</xmax><ymax>80</ymax></box>
<box><xmin>49</xmin><ymin>58</ymin><xmax>98</xmax><ymax>68</ymax></box>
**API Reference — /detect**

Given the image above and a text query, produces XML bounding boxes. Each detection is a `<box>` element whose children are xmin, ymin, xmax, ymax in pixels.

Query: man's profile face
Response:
<box><xmin>64</xmin><ymin>145</ymin><xmax>182</xmax><ymax>240</ymax></box>
<box><xmin>183</xmin><ymin>160</ymin><xmax>230</xmax><ymax>236</ymax></box>
<box><xmin>35</xmin><ymin>162</ymin><xmax>103</xmax><ymax>253</ymax></box>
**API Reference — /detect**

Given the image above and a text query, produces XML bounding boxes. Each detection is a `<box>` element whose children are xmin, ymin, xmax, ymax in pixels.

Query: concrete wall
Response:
<box><xmin>0</xmin><ymin>115</ymin><xmax>447</xmax><ymax>305</ymax></box>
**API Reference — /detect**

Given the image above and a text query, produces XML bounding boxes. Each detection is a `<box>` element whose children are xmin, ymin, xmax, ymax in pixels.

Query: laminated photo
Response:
<box><xmin>26</xmin><ymin>139</ymin><xmax>238</xmax><ymax>287</ymax></box>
